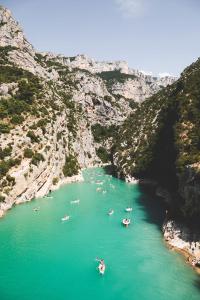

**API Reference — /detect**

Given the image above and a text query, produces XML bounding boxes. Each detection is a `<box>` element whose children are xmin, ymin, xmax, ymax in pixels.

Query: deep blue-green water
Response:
<box><xmin>0</xmin><ymin>168</ymin><xmax>199</xmax><ymax>300</ymax></box>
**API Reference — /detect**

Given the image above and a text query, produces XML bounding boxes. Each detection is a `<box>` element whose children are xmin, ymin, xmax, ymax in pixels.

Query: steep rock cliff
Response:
<box><xmin>0</xmin><ymin>6</ymin><xmax>174</xmax><ymax>216</ymax></box>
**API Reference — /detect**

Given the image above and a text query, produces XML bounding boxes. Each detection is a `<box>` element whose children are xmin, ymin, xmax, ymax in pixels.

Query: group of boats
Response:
<box><xmin>61</xmin><ymin>199</ymin><xmax>80</xmax><ymax>222</ymax></box>
<box><xmin>108</xmin><ymin>207</ymin><xmax>132</xmax><ymax>228</ymax></box>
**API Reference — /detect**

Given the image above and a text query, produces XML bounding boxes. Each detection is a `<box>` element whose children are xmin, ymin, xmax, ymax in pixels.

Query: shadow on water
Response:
<box><xmin>103</xmin><ymin>165</ymin><xmax>118</xmax><ymax>178</ymax></box>
<box><xmin>136</xmin><ymin>185</ymin><xmax>167</xmax><ymax>231</ymax></box>
<box><xmin>194</xmin><ymin>277</ymin><xmax>200</xmax><ymax>291</ymax></box>
<box><xmin>103</xmin><ymin>165</ymin><xmax>167</xmax><ymax>231</ymax></box>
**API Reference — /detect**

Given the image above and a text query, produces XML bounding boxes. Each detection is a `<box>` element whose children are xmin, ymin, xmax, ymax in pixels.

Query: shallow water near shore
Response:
<box><xmin>0</xmin><ymin>168</ymin><xmax>199</xmax><ymax>300</ymax></box>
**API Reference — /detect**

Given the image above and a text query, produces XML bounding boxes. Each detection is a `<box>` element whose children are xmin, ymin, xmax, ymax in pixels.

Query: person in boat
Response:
<box><xmin>96</xmin><ymin>258</ymin><xmax>105</xmax><ymax>265</ymax></box>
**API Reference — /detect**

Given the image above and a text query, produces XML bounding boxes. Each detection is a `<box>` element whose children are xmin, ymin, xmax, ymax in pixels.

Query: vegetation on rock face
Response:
<box><xmin>96</xmin><ymin>147</ymin><xmax>110</xmax><ymax>163</ymax></box>
<box><xmin>53</xmin><ymin>177</ymin><xmax>59</xmax><ymax>185</ymax></box>
<box><xmin>31</xmin><ymin>152</ymin><xmax>45</xmax><ymax>166</ymax></box>
<box><xmin>0</xmin><ymin>194</ymin><xmax>5</xmax><ymax>202</ymax></box>
<box><xmin>63</xmin><ymin>154</ymin><xmax>79</xmax><ymax>177</ymax></box>
<box><xmin>97</xmin><ymin>70</ymin><xmax>136</xmax><ymax>84</ymax></box>
<box><xmin>0</xmin><ymin>158</ymin><xmax>21</xmax><ymax>179</ymax></box>
<box><xmin>0</xmin><ymin>146</ymin><xmax>12</xmax><ymax>159</ymax></box>
<box><xmin>27</xmin><ymin>131</ymin><xmax>40</xmax><ymax>143</ymax></box>
<box><xmin>97</xmin><ymin>70</ymin><xmax>137</xmax><ymax>92</ymax></box>
<box><xmin>91</xmin><ymin>123</ymin><xmax>119</xmax><ymax>143</ymax></box>
<box><xmin>114</xmin><ymin>58</ymin><xmax>200</xmax><ymax>223</ymax></box>
<box><xmin>24</xmin><ymin>148</ymin><xmax>34</xmax><ymax>158</ymax></box>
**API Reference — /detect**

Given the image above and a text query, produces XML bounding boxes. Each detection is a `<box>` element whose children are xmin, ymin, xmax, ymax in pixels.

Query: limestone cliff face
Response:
<box><xmin>113</xmin><ymin>55</ymin><xmax>200</xmax><ymax>223</ymax></box>
<box><xmin>0</xmin><ymin>6</ymin><xmax>175</xmax><ymax>217</ymax></box>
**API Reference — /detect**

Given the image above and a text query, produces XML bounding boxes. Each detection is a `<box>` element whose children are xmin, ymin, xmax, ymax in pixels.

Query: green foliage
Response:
<box><xmin>91</xmin><ymin>123</ymin><xmax>119</xmax><ymax>143</ymax></box>
<box><xmin>31</xmin><ymin>152</ymin><xmax>45</xmax><ymax>166</ymax></box>
<box><xmin>0</xmin><ymin>146</ymin><xmax>12</xmax><ymax>159</ymax></box>
<box><xmin>53</xmin><ymin>177</ymin><xmax>59</xmax><ymax>185</ymax></box>
<box><xmin>0</xmin><ymin>98</ymin><xmax>29</xmax><ymax>118</ymax></box>
<box><xmin>97</xmin><ymin>70</ymin><xmax>136</xmax><ymax>84</ymax></box>
<box><xmin>96</xmin><ymin>147</ymin><xmax>110</xmax><ymax>163</ymax></box>
<box><xmin>0</xmin><ymin>122</ymin><xmax>11</xmax><ymax>133</ymax></box>
<box><xmin>16</xmin><ymin>79</ymin><xmax>42</xmax><ymax>104</ymax></box>
<box><xmin>0</xmin><ymin>158</ymin><xmax>21</xmax><ymax>178</ymax></box>
<box><xmin>0</xmin><ymin>46</ymin><xmax>17</xmax><ymax>64</ymax></box>
<box><xmin>6</xmin><ymin>175</ymin><xmax>15</xmax><ymax>186</ymax></box>
<box><xmin>10</xmin><ymin>114</ymin><xmax>24</xmax><ymax>125</ymax></box>
<box><xmin>27</xmin><ymin>131</ymin><xmax>40</xmax><ymax>143</ymax></box>
<box><xmin>114</xmin><ymin>57</ymin><xmax>200</xmax><ymax>221</ymax></box>
<box><xmin>24</xmin><ymin>148</ymin><xmax>34</xmax><ymax>158</ymax></box>
<box><xmin>57</xmin><ymin>132</ymin><xmax>62</xmax><ymax>141</ymax></box>
<box><xmin>0</xmin><ymin>194</ymin><xmax>5</xmax><ymax>202</ymax></box>
<box><xmin>63</xmin><ymin>154</ymin><xmax>79</xmax><ymax>177</ymax></box>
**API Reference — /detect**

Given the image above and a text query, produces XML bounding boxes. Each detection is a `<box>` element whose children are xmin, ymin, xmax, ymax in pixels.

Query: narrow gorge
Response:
<box><xmin>0</xmin><ymin>5</ymin><xmax>200</xmax><ymax>272</ymax></box>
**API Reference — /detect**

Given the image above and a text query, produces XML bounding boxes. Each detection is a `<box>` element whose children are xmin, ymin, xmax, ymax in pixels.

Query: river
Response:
<box><xmin>0</xmin><ymin>168</ymin><xmax>199</xmax><ymax>299</ymax></box>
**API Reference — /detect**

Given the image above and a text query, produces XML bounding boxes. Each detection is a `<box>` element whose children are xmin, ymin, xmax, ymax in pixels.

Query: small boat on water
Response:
<box><xmin>98</xmin><ymin>263</ymin><xmax>106</xmax><ymax>275</ymax></box>
<box><xmin>122</xmin><ymin>218</ymin><xmax>131</xmax><ymax>227</ymax></box>
<box><xmin>125</xmin><ymin>207</ymin><xmax>133</xmax><ymax>212</ymax></box>
<box><xmin>96</xmin><ymin>180</ymin><xmax>103</xmax><ymax>185</ymax></box>
<box><xmin>96</xmin><ymin>187</ymin><xmax>102</xmax><ymax>192</ymax></box>
<box><xmin>108</xmin><ymin>209</ymin><xmax>114</xmax><ymax>216</ymax></box>
<box><xmin>70</xmin><ymin>199</ymin><xmax>80</xmax><ymax>204</ymax></box>
<box><xmin>96</xmin><ymin>258</ymin><xmax>106</xmax><ymax>275</ymax></box>
<box><xmin>61</xmin><ymin>215</ymin><xmax>70</xmax><ymax>221</ymax></box>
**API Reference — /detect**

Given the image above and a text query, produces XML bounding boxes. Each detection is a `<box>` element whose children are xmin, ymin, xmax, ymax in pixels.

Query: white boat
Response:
<box><xmin>125</xmin><ymin>207</ymin><xmax>133</xmax><ymax>212</ymax></box>
<box><xmin>70</xmin><ymin>199</ymin><xmax>80</xmax><ymax>204</ymax></box>
<box><xmin>108</xmin><ymin>209</ymin><xmax>114</xmax><ymax>216</ymax></box>
<box><xmin>98</xmin><ymin>263</ymin><xmax>106</xmax><ymax>275</ymax></box>
<box><xmin>122</xmin><ymin>218</ymin><xmax>131</xmax><ymax>227</ymax></box>
<box><xmin>96</xmin><ymin>180</ymin><xmax>103</xmax><ymax>185</ymax></box>
<box><xmin>61</xmin><ymin>215</ymin><xmax>70</xmax><ymax>221</ymax></box>
<box><xmin>96</xmin><ymin>187</ymin><xmax>102</xmax><ymax>192</ymax></box>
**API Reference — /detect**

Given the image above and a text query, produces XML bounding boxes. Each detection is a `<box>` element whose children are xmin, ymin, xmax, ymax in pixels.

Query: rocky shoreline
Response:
<box><xmin>163</xmin><ymin>220</ymin><xmax>200</xmax><ymax>274</ymax></box>
<box><xmin>0</xmin><ymin>172</ymin><xmax>84</xmax><ymax>218</ymax></box>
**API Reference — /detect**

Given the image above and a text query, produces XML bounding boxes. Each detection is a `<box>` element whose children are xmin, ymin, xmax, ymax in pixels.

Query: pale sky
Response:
<box><xmin>1</xmin><ymin>0</ymin><xmax>200</xmax><ymax>76</ymax></box>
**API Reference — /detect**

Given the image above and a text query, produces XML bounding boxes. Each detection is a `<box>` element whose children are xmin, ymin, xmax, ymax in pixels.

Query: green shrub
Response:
<box><xmin>10</xmin><ymin>114</ymin><xmax>24</xmax><ymax>124</ymax></box>
<box><xmin>27</xmin><ymin>131</ymin><xmax>40</xmax><ymax>143</ymax></box>
<box><xmin>0</xmin><ymin>122</ymin><xmax>11</xmax><ymax>133</ymax></box>
<box><xmin>31</xmin><ymin>152</ymin><xmax>45</xmax><ymax>166</ymax></box>
<box><xmin>96</xmin><ymin>147</ymin><xmax>110</xmax><ymax>163</ymax></box>
<box><xmin>91</xmin><ymin>123</ymin><xmax>119</xmax><ymax>143</ymax></box>
<box><xmin>63</xmin><ymin>154</ymin><xmax>79</xmax><ymax>177</ymax></box>
<box><xmin>6</xmin><ymin>175</ymin><xmax>15</xmax><ymax>185</ymax></box>
<box><xmin>24</xmin><ymin>148</ymin><xmax>34</xmax><ymax>158</ymax></box>
<box><xmin>0</xmin><ymin>146</ymin><xmax>12</xmax><ymax>159</ymax></box>
<box><xmin>0</xmin><ymin>194</ymin><xmax>5</xmax><ymax>202</ymax></box>
<box><xmin>0</xmin><ymin>158</ymin><xmax>21</xmax><ymax>178</ymax></box>
<box><xmin>53</xmin><ymin>177</ymin><xmax>59</xmax><ymax>185</ymax></box>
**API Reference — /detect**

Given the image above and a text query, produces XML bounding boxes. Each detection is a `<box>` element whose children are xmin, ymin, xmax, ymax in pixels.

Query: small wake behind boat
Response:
<box><xmin>108</xmin><ymin>209</ymin><xmax>114</xmax><ymax>216</ymax></box>
<box><xmin>125</xmin><ymin>207</ymin><xmax>133</xmax><ymax>212</ymax></box>
<box><xmin>70</xmin><ymin>199</ymin><xmax>80</xmax><ymax>204</ymax></box>
<box><xmin>122</xmin><ymin>218</ymin><xmax>131</xmax><ymax>227</ymax></box>
<box><xmin>61</xmin><ymin>215</ymin><xmax>70</xmax><ymax>221</ymax></box>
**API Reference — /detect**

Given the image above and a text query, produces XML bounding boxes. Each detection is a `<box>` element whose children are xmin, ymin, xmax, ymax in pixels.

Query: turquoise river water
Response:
<box><xmin>0</xmin><ymin>168</ymin><xmax>199</xmax><ymax>300</ymax></box>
